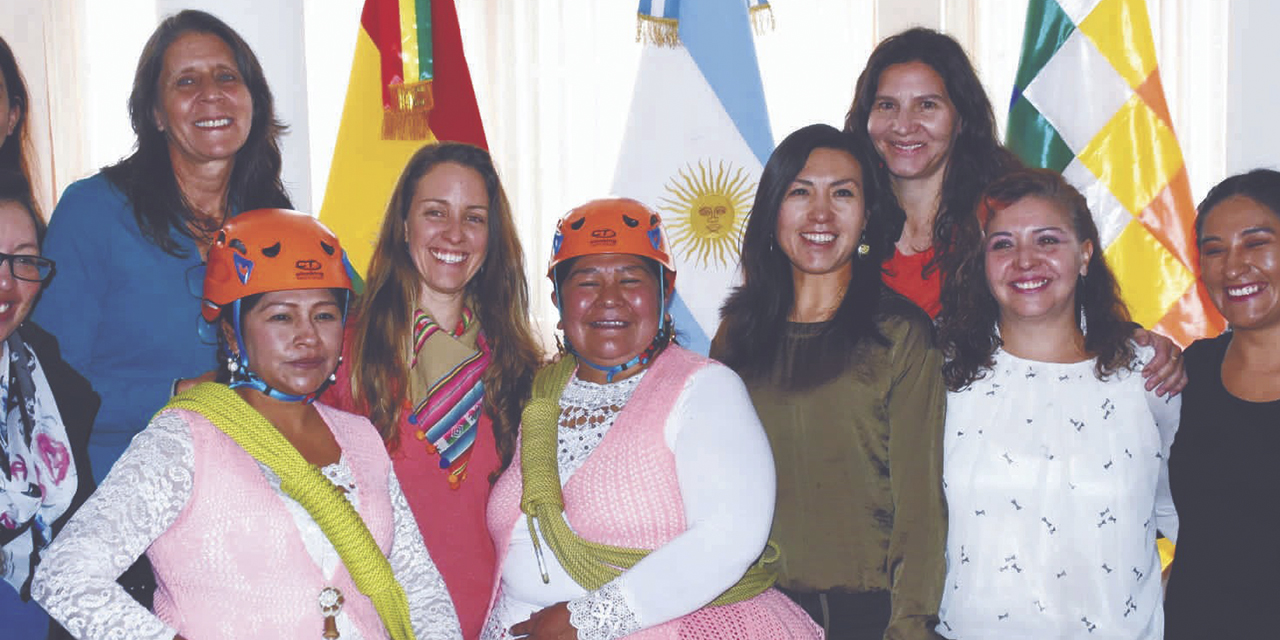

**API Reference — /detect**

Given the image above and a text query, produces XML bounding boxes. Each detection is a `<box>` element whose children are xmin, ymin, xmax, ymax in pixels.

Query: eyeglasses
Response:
<box><xmin>0</xmin><ymin>252</ymin><xmax>55</xmax><ymax>283</ymax></box>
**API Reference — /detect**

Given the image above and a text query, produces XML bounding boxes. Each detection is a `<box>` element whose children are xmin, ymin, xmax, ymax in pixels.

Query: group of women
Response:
<box><xmin>0</xmin><ymin>8</ymin><xmax>1274</xmax><ymax>640</ymax></box>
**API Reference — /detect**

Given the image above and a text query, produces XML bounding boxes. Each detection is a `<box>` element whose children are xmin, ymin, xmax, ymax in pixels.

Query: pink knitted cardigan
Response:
<box><xmin>146</xmin><ymin>403</ymin><xmax>393</xmax><ymax>639</ymax></box>
<box><xmin>485</xmin><ymin>346</ymin><xmax>821</xmax><ymax>639</ymax></box>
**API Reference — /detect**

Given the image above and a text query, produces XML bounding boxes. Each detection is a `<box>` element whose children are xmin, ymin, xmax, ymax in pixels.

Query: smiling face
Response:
<box><xmin>154</xmin><ymin>31</ymin><xmax>253</xmax><ymax>171</ymax></box>
<box><xmin>404</xmin><ymin>161</ymin><xmax>490</xmax><ymax>310</ymax></box>
<box><xmin>866</xmin><ymin>61</ymin><xmax>959</xmax><ymax>184</ymax></box>
<box><xmin>0</xmin><ymin>201</ymin><xmax>41</xmax><ymax>342</ymax></box>
<box><xmin>556</xmin><ymin>253</ymin><xmax>662</xmax><ymax>383</ymax></box>
<box><xmin>235</xmin><ymin>288</ymin><xmax>344</xmax><ymax>397</ymax></box>
<box><xmin>1198</xmin><ymin>195</ymin><xmax>1280</xmax><ymax>332</ymax></box>
<box><xmin>984</xmin><ymin>196</ymin><xmax>1093</xmax><ymax>328</ymax></box>
<box><xmin>776</xmin><ymin>147</ymin><xmax>866</xmax><ymax>285</ymax></box>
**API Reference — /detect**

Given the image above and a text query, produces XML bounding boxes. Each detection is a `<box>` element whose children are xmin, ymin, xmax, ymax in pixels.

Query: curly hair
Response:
<box><xmin>939</xmin><ymin>168</ymin><xmax>1135</xmax><ymax>390</ymax></box>
<box><xmin>714</xmin><ymin>124</ymin><xmax>905</xmax><ymax>390</ymax></box>
<box><xmin>102</xmin><ymin>9</ymin><xmax>290</xmax><ymax>256</ymax></box>
<box><xmin>348</xmin><ymin>142</ymin><xmax>540</xmax><ymax>474</ymax></box>
<box><xmin>844</xmin><ymin>27</ymin><xmax>1021</xmax><ymax>281</ymax></box>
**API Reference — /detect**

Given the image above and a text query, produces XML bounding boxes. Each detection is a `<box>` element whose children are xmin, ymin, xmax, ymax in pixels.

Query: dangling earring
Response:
<box><xmin>1077</xmin><ymin>273</ymin><xmax>1088</xmax><ymax>335</ymax></box>
<box><xmin>226</xmin><ymin>355</ymin><xmax>239</xmax><ymax>373</ymax></box>
<box><xmin>330</xmin><ymin>355</ymin><xmax>344</xmax><ymax>383</ymax></box>
<box><xmin>857</xmin><ymin>243</ymin><xmax>870</xmax><ymax>256</ymax></box>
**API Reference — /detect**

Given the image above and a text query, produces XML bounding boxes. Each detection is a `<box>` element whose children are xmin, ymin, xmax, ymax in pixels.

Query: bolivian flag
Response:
<box><xmin>1006</xmin><ymin>0</ymin><xmax>1224</xmax><ymax>347</ymax></box>
<box><xmin>320</xmin><ymin>0</ymin><xmax>487</xmax><ymax>273</ymax></box>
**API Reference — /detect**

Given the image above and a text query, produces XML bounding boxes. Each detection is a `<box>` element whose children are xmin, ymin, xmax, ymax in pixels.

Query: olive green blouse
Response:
<box><xmin>716</xmin><ymin>298</ymin><xmax>947</xmax><ymax>639</ymax></box>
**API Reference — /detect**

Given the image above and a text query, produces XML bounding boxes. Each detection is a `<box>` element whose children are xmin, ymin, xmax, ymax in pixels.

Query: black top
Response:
<box><xmin>1165</xmin><ymin>332</ymin><xmax>1280</xmax><ymax>639</ymax></box>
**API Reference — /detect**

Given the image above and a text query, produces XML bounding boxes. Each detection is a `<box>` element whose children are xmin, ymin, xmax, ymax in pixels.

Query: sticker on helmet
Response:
<box><xmin>233</xmin><ymin>253</ymin><xmax>254</xmax><ymax>285</ymax></box>
<box><xmin>648</xmin><ymin>227</ymin><xmax>662</xmax><ymax>251</ymax></box>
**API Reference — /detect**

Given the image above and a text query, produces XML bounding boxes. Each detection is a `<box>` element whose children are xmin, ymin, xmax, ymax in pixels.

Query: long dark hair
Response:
<box><xmin>844</xmin><ymin>27</ymin><xmax>1021</xmax><ymax>280</ymax></box>
<box><xmin>0</xmin><ymin>171</ymin><xmax>45</xmax><ymax>246</ymax></box>
<box><xmin>0</xmin><ymin>36</ymin><xmax>35</xmax><ymax>203</ymax></box>
<box><xmin>349</xmin><ymin>142</ymin><xmax>540</xmax><ymax>473</ymax></box>
<box><xmin>1195</xmin><ymin>169</ymin><xmax>1280</xmax><ymax>241</ymax></box>
<box><xmin>715</xmin><ymin>124</ymin><xmax>904</xmax><ymax>390</ymax></box>
<box><xmin>102</xmin><ymin>9</ymin><xmax>289</xmax><ymax>257</ymax></box>
<box><xmin>939</xmin><ymin>168</ymin><xmax>1134</xmax><ymax>390</ymax></box>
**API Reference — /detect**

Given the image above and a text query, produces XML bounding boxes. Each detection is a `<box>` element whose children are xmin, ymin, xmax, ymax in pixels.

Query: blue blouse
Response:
<box><xmin>34</xmin><ymin>174</ymin><xmax>216</xmax><ymax>482</ymax></box>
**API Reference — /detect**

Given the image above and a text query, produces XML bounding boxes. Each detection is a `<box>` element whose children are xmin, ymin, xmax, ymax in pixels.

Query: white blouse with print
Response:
<box><xmin>937</xmin><ymin>345</ymin><xmax>1179</xmax><ymax>640</ymax></box>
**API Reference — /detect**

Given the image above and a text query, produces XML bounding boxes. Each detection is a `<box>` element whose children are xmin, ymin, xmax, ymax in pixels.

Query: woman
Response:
<box><xmin>325</xmin><ymin>142</ymin><xmax>541</xmax><ymax>639</ymax></box>
<box><xmin>845</xmin><ymin>27</ymin><xmax>1018</xmax><ymax>319</ymax></box>
<box><xmin>1164</xmin><ymin>169</ymin><xmax>1280</xmax><ymax>638</ymax></box>
<box><xmin>0</xmin><ymin>35</ymin><xmax>34</xmax><ymax>186</ymax></box>
<box><xmin>845</xmin><ymin>27</ymin><xmax>1184</xmax><ymax>394</ymax></box>
<box><xmin>0</xmin><ymin>176</ymin><xmax>99</xmax><ymax>640</ymax></box>
<box><xmin>33</xmin><ymin>209</ymin><xmax>462</xmax><ymax>640</ymax></box>
<box><xmin>33</xmin><ymin>9</ymin><xmax>291</xmax><ymax>482</ymax></box>
<box><xmin>937</xmin><ymin>169</ymin><xmax>1178</xmax><ymax>638</ymax></box>
<box><xmin>482</xmin><ymin>198</ymin><xmax>820</xmax><ymax>639</ymax></box>
<box><xmin>713</xmin><ymin>124</ymin><xmax>947</xmax><ymax>639</ymax></box>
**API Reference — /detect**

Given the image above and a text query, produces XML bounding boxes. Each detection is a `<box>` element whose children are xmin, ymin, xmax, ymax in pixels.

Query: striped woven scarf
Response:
<box><xmin>407</xmin><ymin>308</ymin><xmax>490</xmax><ymax>489</ymax></box>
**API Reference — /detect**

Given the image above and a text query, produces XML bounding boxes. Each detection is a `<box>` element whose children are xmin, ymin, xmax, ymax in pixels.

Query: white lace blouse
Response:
<box><xmin>938</xmin><ymin>345</ymin><xmax>1179</xmax><ymax>639</ymax></box>
<box><xmin>30</xmin><ymin>409</ymin><xmax>462</xmax><ymax>640</ymax></box>
<box><xmin>483</xmin><ymin>364</ymin><xmax>776</xmax><ymax>640</ymax></box>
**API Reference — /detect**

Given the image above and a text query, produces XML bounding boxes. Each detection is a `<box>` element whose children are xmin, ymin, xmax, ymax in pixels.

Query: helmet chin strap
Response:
<box><xmin>569</xmin><ymin>326</ymin><xmax>671</xmax><ymax>382</ymax></box>
<box><xmin>225</xmin><ymin>298</ymin><xmax>339</xmax><ymax>404</ymax></box>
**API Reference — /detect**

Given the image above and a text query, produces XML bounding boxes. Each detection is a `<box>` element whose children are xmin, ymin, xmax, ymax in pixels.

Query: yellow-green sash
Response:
<box><xmin>519</xmin><ymin>356</ymin><xmax>778</xmax><ymax>605</ymax></box>
<box><xmin>163</xmin><ymin>383</ymin><xmax>416</xmax><ymax>640</ymax></box>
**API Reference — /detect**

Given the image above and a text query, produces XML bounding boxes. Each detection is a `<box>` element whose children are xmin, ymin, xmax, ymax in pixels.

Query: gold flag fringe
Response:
<box><xmin>636</xmin><ymin>13</ymin><xmax>680</xmax><ymax>48</ymax></box>
<box><xmin>382</xmin><ymin>79</ymin><xmax>435</xmax><ymax>140</ymax></box>
<box><xmin>749</xmin><ymin>3</ymin><xmax>775</xmax><ymax>35</ymax></box>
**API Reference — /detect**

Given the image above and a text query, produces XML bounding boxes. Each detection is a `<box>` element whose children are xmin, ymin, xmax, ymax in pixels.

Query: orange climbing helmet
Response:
<box><xmin>547</xmin><ymin>198</ymin><xmax>676</xmax><ymax>291</ymax></box>
<box><xmin>202</xmin><ymin>208</ymin><xmax>355</xmax><ymax>322</ymax></box>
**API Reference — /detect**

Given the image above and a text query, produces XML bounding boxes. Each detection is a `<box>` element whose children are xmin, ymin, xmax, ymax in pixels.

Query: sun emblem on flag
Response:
<box><xmin>660</xmin><ymin>160</ymin><xmax>755</xmax><ymax>268</ymax></box>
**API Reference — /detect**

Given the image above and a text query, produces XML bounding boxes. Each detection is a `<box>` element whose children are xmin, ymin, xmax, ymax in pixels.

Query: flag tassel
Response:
<box><xmin>382</xmin><ymin>79</ymin><xmax>435</xmax><ymax>140</ymax></box>
<box><xmin>636</xmin><ymin>13</ymin><xmax>680</xmax><ymax>47</ymax></box>
<box><xmin>749</xmin><ymin>3</ymin><xmax>775</xmax><ymax>35</ymax></box>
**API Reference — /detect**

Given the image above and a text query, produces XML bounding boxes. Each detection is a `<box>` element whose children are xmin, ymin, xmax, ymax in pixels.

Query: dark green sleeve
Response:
<box><xmin>883</xmin><ymin>316</ymin><xmax>947</xmax><ymax>640</ymax></box>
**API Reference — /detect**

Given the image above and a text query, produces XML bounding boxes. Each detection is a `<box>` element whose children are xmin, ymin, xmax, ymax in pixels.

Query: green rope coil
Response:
<box><xmin>164</xmin><ymin>383</ymin><xmax>417</xmax><ymax>640</ymax></box>
<box><xmin>519</xmin><ymin>356</ymin><xmax>778</xmax><ymax>606</ymax></box>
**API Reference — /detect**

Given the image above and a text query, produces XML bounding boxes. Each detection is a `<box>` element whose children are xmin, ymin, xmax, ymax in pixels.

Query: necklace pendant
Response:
<box><xmin>319</xmin><ymin>586</ymin><xmax>344</xmax><ymax>639</ymax></box>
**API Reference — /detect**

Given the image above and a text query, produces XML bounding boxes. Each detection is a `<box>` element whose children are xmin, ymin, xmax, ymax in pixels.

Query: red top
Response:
<box><xmin>325</xmin><ymin>324</ymin><xmax>499</xmax><ymax>640</ymax></box>
<box><xmin>882</xmin><ymin>247</ymin><xmax>942</xmax><ymax>318</ymax></box>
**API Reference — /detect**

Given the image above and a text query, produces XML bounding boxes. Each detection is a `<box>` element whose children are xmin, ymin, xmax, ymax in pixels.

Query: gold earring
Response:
<box><xmin>857</xmin><ymin>243</ymin><xmax>870</xmax><ymax>256</ymax></box>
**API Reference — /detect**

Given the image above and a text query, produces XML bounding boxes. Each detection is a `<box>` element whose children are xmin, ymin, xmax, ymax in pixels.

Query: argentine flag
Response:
<box><xmin>611</xmin><ymin>0</ymin><xmax>775</xmax><ymax>355</ymax></box>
